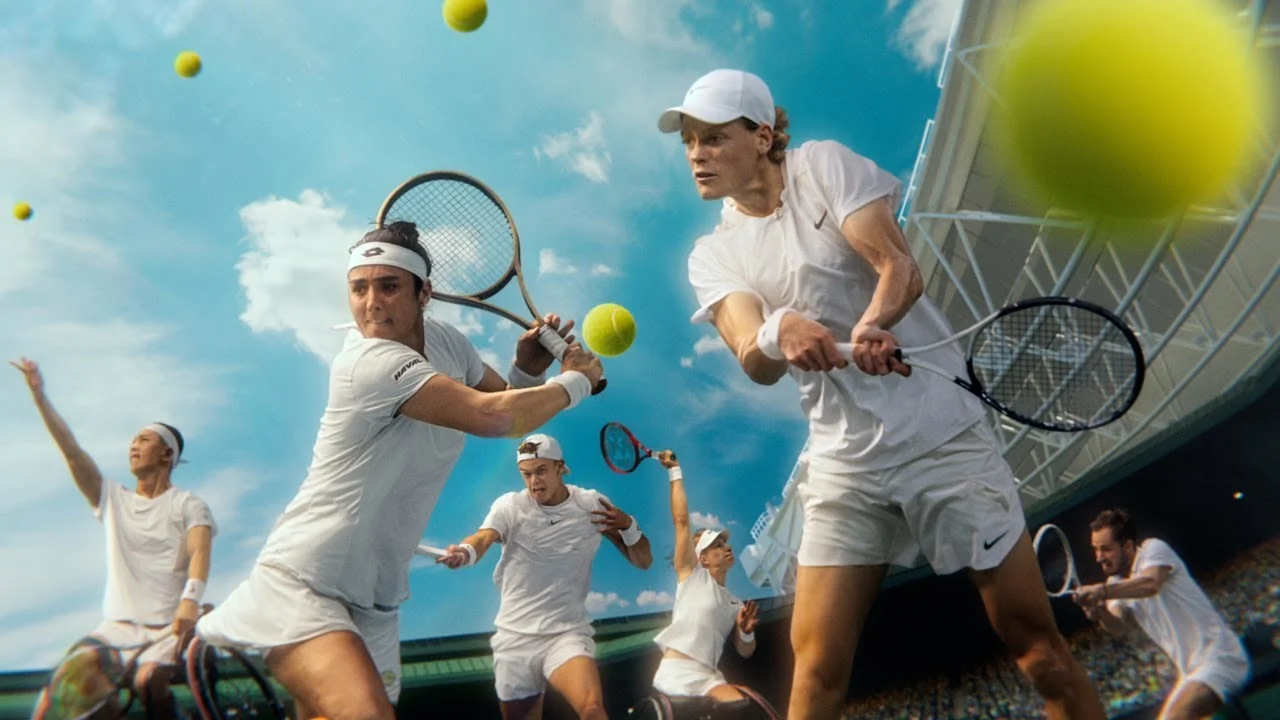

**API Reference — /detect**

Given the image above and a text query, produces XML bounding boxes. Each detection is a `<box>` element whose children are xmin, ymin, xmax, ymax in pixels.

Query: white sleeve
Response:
<box><xmin>687</xmin><ymin>243</ymin><xmax>763</xmax><ymax>325</ymax></box>
<box><xmin>349</xmin><ymin>339</ymin><xmax>439</xmax><ymax>421</ymax></box>
<box><xmin>480</xmin><ymin>494</ymin><xmax>517</xmax><ymax>543</ymax></box>
<box><xmin>183</xmin><ymin>495</ymin><xmax>218</xmax><ymax>539</ymax></box>
<box><xmin>806</xmin><ymin>140</ymin><xmax>902</xmax><ymax>226</ymax></box>
<box><xmin>1137</xmin><ymin>539</ymin><xmax>1179</xmax><ymax>574</ymax></box>
<box><xmin>94</xmin><ymin>479</ymin><xmax>117</xmax><ymax>522</ymax></box>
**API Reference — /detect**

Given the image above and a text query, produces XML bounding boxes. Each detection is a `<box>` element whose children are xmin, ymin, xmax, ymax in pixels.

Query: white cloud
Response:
<box><xmin>590</xmin><ymin>264</ymin><xmax>621</xmax><ymax>278</ymax></box>
<box><xmin>753</xmin><ymin>4</ymin><xmax>775</xmax><ymax>29</ymax></box>
<box><xmin>690</xmin><ymin>511</ymin><xmax>724</xmax><ymax>530</ymax></box>
<box><xmin>601</xmin><ymin>0</ymin><xmax>704</xmax><ymax>54</ymax></box>
<box><xmin>680</xmin><ymin>357</ymin><xmax>694</xmax><ymax>368</ymax></box>
<box><xmin>637</xmin><ymin>590</ymin><xmax>674</xmax><ymax>608</ymax></box>
<box><xmin>534</xmin><ymin>112</ymin><xmax>612</xmax><ymax>184</ymax></box>
<box><xmin>694</xmin><ymin>335</ymin><xmax>726</xmax><ymax>356</ymax></box>
<box><xmin>539</xmin><ymin>248</ymin><xmax>580</xmax><ymax>277</ymax></box>
<box><xmin>890</xmin><ymin>0</ymin><xmax>962</xmax><ymax>70</ymax></box>
<box><xmin>585</xmin><ymin>591</ymin><xmax>630</xmax><ymax>613</ymax></box>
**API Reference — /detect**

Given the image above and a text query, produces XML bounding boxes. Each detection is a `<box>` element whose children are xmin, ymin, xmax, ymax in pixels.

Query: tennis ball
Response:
<box><xmin>442</xmin><ymin>0</ymin><xmax>487</xmax><ymax>32</ymax></box>
<box><xmin>993</xmin><ymin>0</ymin><xmax>1272</xmax><ymax>220</ymax></box>
<box><xmin>583</xmin><ymin>303</ymin><xmax>636</xmax><ymax>357</ymax></box>
<box><xmin>13</xmin><ymin>202</ymin><xmax>32</xmax><ymax>221</ymax></box>
<box><xmin>174</xmin><ymin>51</ymin><xmax>202</xmax><ymax>78</ymax></box>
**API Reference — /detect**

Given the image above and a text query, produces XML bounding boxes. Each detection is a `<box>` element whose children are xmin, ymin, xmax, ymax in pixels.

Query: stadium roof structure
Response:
<box><xmin>741</xmin><ymin>0</ymin><xmax>1280</xmax><ymax>593</ymax></box>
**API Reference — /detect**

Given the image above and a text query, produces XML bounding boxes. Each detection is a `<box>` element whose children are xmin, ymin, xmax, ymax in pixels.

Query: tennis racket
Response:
<box><xmin>835</xmin><ymin>296</ymin><xmax>1145</xmax><ymax>432</ymax></box>
<box><xmin>186</xmin><ymin>636</ymin><xmax>286</xmax><ymax>720</ymax></box>
<box><xmin>375</xmin><ymin>170</ymin><xmax>606</xmax><ymax>394</ymax></box>
<box><xmin>31</xmin><ymin>638</ymin><xmax>155</xmax><ymax>720</ymax></box>
<box><xmin>414</xmin><ymin>544</ymin><xmax>449</xmax><ymax>560</ymax></box>
<box><xmin>600</xmin><ymin>422</ymin><xmax>657</xmax><ymax>474</ymax></box>
<box><xmin>1033</xmin><ymin>523</ymin><xmax>1081</xmax><ymax>598</ymax></box>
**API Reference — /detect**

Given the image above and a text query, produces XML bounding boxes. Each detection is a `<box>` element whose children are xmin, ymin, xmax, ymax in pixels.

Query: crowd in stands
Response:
<box><xmin>841</xmin><ymin>537</ymin><xmax>1280</xmax><ymax>719</ymax></box>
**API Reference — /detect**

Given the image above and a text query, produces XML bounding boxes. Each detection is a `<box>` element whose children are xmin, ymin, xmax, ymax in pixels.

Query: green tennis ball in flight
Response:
<box><xmin>583</xmin><ymin>303</ymin><xmax>636</xmax><ymax>357</ymax></box>
<box><xmin>442</xmin><ymin>0</ymin><xmax>487</xmax><ymax>32</ymax></box>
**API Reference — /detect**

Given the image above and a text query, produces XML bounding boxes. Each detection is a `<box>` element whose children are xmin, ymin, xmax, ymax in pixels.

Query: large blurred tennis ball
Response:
<box><xmin>442</xmin><ymin>0</ymin><xmax>487</xmax><ymax>32</ymax></box>
<box><xmin>583</xmin><ymin>303</ymin><xmax>636</xmax><ymax>357</ymax></box>
<box><xmin>174</xmin><ymin>51</ymin><xmax>202</xmax><ymax>78</ymax></box>
<box><xmin>994</xmin><ymin>0</ymin><xmax>1272</xmax><ymax>219</ymax></box>
<box><xmin>13</xmin><ymin>202</ymin><xmax>32</xmax><ymax>221</ymax></box>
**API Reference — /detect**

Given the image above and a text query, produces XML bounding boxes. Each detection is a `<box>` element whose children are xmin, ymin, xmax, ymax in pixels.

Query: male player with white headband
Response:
<box><xmin>1076</xmin><ymin>508</ymin><xmax>1251</xmax><ymax>720</ymax></box>
<box><xmin>659</xmin><ymin>69</ymin><xmax>1106</xmax><ymax>719</ymax></box>
<box><xmin>437</xmin><ymin>433</ymin><xmax>651</xmax><ymax>720</ymax></box>
<box><xmin>649</xmin><ymin>450</ymin><xmax>761</xmax><ymax>706</ymax></box>
<box><xmin>195</xmin><ymin>222</ymin><xmax>603</xmax><ymax>720</ymax></box>
<box><xmin>12</xmin><ymin>358</ymin><xmax>215</xmax><ymax>720</ymax></box>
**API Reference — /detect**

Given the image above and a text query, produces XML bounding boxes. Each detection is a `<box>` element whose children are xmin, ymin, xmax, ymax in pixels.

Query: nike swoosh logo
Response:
<box><xmin>983</xmin><ymin>531</ymin><xmax>1009</xmax><ymax>551</ymax></box>
<box><xmin>814</xmin><ymin>210</ymin><xmax>827</xmax><ymax>229</ymax></box>
<box><xmin>549</xmin><ymin>519</ymin><xmax>561</xmax><ymax>525</ymax></box>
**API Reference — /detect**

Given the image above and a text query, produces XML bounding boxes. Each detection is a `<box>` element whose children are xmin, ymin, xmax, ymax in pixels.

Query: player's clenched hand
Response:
<box><xmin>9</xmin><ymin>356</ymin><xmax>45</xmax><ymax>396</ymax></box>
<box><xmin>1073</xmin><ymin>583</ymin><xmax>1107</xmax><ymax>608</ymax></box>
<box><xmin>591</xmin><ymin>498</ymin><xmax>633</xmax><ymax>533</ymax></box>
<box><xmin>656</xmin><ymin>450</ymin><xmax>679</xmax><ymax>469</ymax></box>
<box><xmin>516</xmin><ymin>313</ymin><xmax>576</xmax><ymax>378</ymax></box>
<box><xmin>435</xmin><ymin>544</ymin><xmax>471</xmax><ymax>570</ymax></box>
<box><xmin>777</xmin><ymin>314</ymin><xmax>847</xmax><ymax>372</ymax></box>
<box><xmin>171</xmin><ymin>599</ymin><xmax>199</xmax><ymax>661</ymax></box>
<box><xmin>560</xmin><ymin>344</ymin><xmax>603</xmax><ymax>387</ymax></box>
<box><xmin>851</xmin><ymin>322</ymin><xmax>910</xmax><ymax>377</ymax></box>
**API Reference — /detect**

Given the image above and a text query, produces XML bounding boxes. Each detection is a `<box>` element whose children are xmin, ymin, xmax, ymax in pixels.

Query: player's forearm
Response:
<box><xmin>479</xmin><ymin>381</ymin><xmax>579</xmax><ymax>438</ymax></box>
<box><xmin>668</xmin><ymin>472</ymin><xmax>691</xmax><ymax>529</ymax></box>
<box><xmin>859</xmin><ymin>257</ymin><xmax>923</xmax><ymax>331</ymax></box>
<box><xmin>734</xmin><ymin>632</ymin><xmax>757</xmax><ymax>658</ymax></box>
<box><xmin>1103</xmin><ymin>576</ymin><xmax>1161</xmax><ymax>600</ymax></box>
<box><xmin>31</xmin><ymin>395</ymin><xmax>103</xmax><ymax>501</ymax></box>
<box><xmin>187</xmin><ymin>545</ymin><xmax>211</xmax><ymax>584</ymax></box>
<box><xmin>736</xmin><ymin>341</ymin><xmax>789</xmax><ymax>385</ymax></box>
<box><xmin>462</xmin><ymin>530</ymin><xmax>498</xmax><ymax>562</ymax></box>
<box><xmin>626</xmin><ymin>535</ymin><xmax>653</xmax><ymax>570</ymax></box>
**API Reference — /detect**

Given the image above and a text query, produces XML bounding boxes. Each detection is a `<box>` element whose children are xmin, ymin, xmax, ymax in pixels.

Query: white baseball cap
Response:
<box><xmin>695</xmin><ymin>528</ymin><xmax>730</xmax><ymax>556</ymax></box>
<box><xmin>658</xmin><ymin>69</ymin><xmax>776</xmax><ymax>134</ymax></box>
<box><xmin>517</xmin><ymin>434</ymin><xmax>565</xmax><ymax>465</ymax></box>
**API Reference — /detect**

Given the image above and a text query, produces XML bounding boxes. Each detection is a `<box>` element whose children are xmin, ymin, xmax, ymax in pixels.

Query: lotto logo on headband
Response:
<box><xmin>362</xmin><ymin>247</ymin><xmax>385</xmax><ymax>257</ymax></box>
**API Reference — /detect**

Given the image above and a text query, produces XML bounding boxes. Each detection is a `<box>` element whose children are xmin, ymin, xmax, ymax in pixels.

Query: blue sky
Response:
<box><xmin>0</xmin><ymin>0</ymin><xmax>962</xmax><ymax>670</ymax></box>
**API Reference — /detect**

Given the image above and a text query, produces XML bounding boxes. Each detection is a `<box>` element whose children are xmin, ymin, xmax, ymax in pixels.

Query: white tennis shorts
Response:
<box><xmin>652</xmin><ymin>657</ymin><xmax>728</xmax><ymax>697</ymax></box>
<box><xmin>89</xmin><ymin>621</ymin><xmax>179</xmax><ymax>668</ymax></box>
<box><xmin>194</xmin><ymin>563</ymin><xmax>403</xmax><ymax>703</ymax></box>
<box><xmin>489</xmin><ymin>627</ymin><xmax>596</xmax><ymax>703</ymax></box>
<box><xmin>1176</xmin><ymin>650</ymin><xmax>1252</xmax><ymax>704</ymax></box>
<box><xmin>797</xmin><ymin>421</ymin><xmax>1025</xmax><ymax>574</ymax></box>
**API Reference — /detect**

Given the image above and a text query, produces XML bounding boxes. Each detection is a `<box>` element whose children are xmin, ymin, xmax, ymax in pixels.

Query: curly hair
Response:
<box><xmin>743</xmin><ymin>106</ymin><xmax>791</xmax><ymax>163</ymax></box>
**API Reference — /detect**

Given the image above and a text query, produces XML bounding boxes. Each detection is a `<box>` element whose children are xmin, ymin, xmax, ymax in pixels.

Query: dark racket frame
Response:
<box><xmin>600</xmin><ymin>421</ymin><xmax>655</xmax><ymax>474</ymax></box>
<box><xmin>186</xmin><ymin>636</ymin><xmax>286</xmax><ymax>720</ymax></box>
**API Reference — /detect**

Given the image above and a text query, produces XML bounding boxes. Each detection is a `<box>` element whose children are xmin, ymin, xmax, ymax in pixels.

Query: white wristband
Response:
<box><xmin>508</xmin><ymin>362</ymin><xmax>546</xmax><ymax>389</ymax></box>
<box><xmin>180</xmin><ymin>579</ymin><xmax>206</xmax><ymax>604</ymax></box>
<box><xmin>461</xmin><ymin>543</ymin><xmax>477</xmax><ymax>567</ymax></box>
<box><xmin>548</xmin><ymin>371</ymin><xmax>592</xmax><ymax>409</ymax></box>
<box><xmin>619</xmin><ymin>518</ymin><xmax>643</xmax><ymax>547</ymax></box>
<box><xmin>755</xmin><ymin>308</ymin><xmax>792</xmax><ymax>361</ymax></box>
<box><xmin>668</xmin><ymin>466</ymin><xmax>683</xmax><ymax>483</ymax></box>
<box><xmin>739</xmin><ymin>629</ymin><xmax>755</xmax><ymax>643</ymax></box>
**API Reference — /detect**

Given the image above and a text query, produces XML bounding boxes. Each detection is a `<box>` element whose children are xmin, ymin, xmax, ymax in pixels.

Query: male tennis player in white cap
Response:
<box><xmin>1076</xmin><ymin>508</ymin><xmax>1251</xmax><ymax>720</ymax></box>
<box><xmin>648</xmin><ymin>450</ymin><xmax>765</xmax><ymax>708</ymax></box>
<box><xmin>194</xmin><ymin>222</ymin><xmax>604</xmax><ymax>720</ymax></box>
<box><xmin>12</xmin><ymin>358</ymin><xmax>215</xmax><ymax>720</ymax></box>
<box><xmin>659</xmin><ymin>69</ymin><xmax>1107</xmax><ymax>719</ymax></box>
<box><xmin>437</xmin><ymin>433</ymin><xmax>652</xmax><ymax>720</ymax></box>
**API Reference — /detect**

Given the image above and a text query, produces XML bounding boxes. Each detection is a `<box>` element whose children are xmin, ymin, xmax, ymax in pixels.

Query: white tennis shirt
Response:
<box><xmin>257</xmin><ymin>318</ymin><xmax>484</xmax><ymax>609</ymax></box>
<box><xmin>96</xmin><ymin>480</ymin><xmax>217</xmax><ymax>625</ymax></box>
<box><xmin>481</xmin><ymin>485</ymin><xmax>610</xmax><ymax>636</ymax></box>
<box><xmin>652</xmin><ymin>565</ymin><xmax>741</xmax><ymax>670</ymax></box>
<box><xmin>1107</xmin><ymin>538</ymin><xmax>1249</xmax><ymax>676</ymax></box>
<box><xmin>686</xmin><ymin>140</ymin><xmax>986</xmax><ymax>474</ymax></box>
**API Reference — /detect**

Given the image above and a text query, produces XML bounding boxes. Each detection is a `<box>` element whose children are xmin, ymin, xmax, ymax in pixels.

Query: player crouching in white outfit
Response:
<box><xmin>12</xmin><ymin>358</ymin><xmax>214</xmax><ymax>720</ymax></box>
<box><xmin>649</xmin><ymin>450</ymin><xmax>761</xmax><ymax>704</ymax></box>
<box><xmin>438</xmin><ymin>433</ymin><xmax>652</xmax><ymax>720</ymax></box>
<box><xmin>1076</xmin><ymin>509</ymin><xmax>1251</xmax><ymax>720</ymax></box>
<box><xmin>195</xmin><ymin>222</ymin><xmax>603</xmax><ymax>720</ymax></box>
<box><xmin>660</xmin><ymin>69</ymin><xmax>1107</xmax><ymax>720</ymax></box>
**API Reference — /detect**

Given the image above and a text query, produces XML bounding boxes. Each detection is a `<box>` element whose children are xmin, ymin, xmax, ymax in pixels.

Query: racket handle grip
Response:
<box><xmin>536</xmin><ymin>326</ymin><xmax>608</xmax><ymax>394</ymax></box>
<box><xmin>834</xmin><ymin>343</ymin><xmax>907</xmax><ymax>361</ymax></box>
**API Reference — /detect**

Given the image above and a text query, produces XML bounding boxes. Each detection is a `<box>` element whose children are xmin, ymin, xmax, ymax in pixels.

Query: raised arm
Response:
<box><xmin>660</xmin><ymin>452</ymin><xmax>697</xmax><ymax>582</ymax></box>
<box><xmin>10</xmin><ymin>358</ymin><xmax>104</xmax><ymax>509</ymax></box>
<box><xmin>437</xmin><ymin>528</ymin><xmax>503</xmax><ymax>569</ymax></box>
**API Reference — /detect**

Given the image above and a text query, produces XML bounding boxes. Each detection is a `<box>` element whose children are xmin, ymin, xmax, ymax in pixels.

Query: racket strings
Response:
<box><xmin>969</xmin><ymin>304</ymin><xmax>1141</xmax><ymax>430</ymax></box>
<box><xmin>44</xmin><ymin>644</ymin><xmax>127</xmax><ymax>719</ymax></box>
<box><xmin>381</xmin><ymin>179</ymin><xmax>517</xmax><ymax>297</ymax></box>
<box><xmin>602</xmin><ymin>425</ymin><xmax>639</xmax><ymax>471</ymax></box>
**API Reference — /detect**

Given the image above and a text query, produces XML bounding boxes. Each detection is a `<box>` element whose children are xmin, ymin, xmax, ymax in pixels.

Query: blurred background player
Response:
<box><xmin>12</xmin><ymin>357</ymin><xmax>215</xmax><ymax>720</ymax></box>
<box><xmin>194</xmin><ymin>223</ymin><xmax>602</xmax><ymax>720</ymax></box>
<box><xmin>649</xmin><ymin>450</ymin><xmax>762</xmax><ymax>705</ymax></box>
<box><xmin>659</xmin><ymin>68</ymin><xmax>1106</xmax><ymax>720</ymax></box>
<box><xmin>1077</xmin><ymin>508</ymin><xmax>1252</xmax><ymax>720</ymax></box>
<box><xmin>438</xmin><ymin>433</ymin><xmax>652</xmax><ymax>720</ymax></box>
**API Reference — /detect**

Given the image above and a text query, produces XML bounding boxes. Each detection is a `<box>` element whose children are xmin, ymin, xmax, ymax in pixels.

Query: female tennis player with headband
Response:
<box><xmin>11</xmin><ymin>358</ymin><xmax>215</xmax><ymax>720</ymax></box>
<box><xmin>195</xmin><ymin>222</ymin><xmax>603</xmax><ymax>720</ymax></box>
<box><xmin>663</xmin><ymin>69</ymin><xmax>1105</xmax><ymax>719</ymax></box>
<box><xmin>648</xmin><ymin>450</ymin><xmax>765</xmax><ymax>708</ymax></box>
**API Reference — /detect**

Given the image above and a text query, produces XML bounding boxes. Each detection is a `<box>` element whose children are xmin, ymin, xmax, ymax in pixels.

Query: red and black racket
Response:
<box><xmin>600</xmin><ymin>422</ymin><xmax>654</xmax><ymax>474</ymax></box>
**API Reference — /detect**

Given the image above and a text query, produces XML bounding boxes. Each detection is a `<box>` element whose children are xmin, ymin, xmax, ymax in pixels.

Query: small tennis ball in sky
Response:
<box><xmin>442</xmin><ymin>0</ymin><xmax>487</xmax><ymax>32</ymax></box>
<box><xmin>994</xmin><ymin>0</ymin><xmax>1272</xmax><ymax>219</ymax></box>
<box><xmin>583</xmin><ymin>303</ymin><xmax>636</xmax><ymax>357</ymax></box>
<box><xmin>174</xmin><ymin>51</ymin><xmax>202</xmax><ymax>78</ymax></box>
<box><xmin>13</xmin><ymin>202</ymin><xmax>32</xmax><ymax>221</ymax></box>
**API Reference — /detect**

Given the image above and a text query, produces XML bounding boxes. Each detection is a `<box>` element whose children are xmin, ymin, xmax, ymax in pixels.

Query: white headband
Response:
<box><xmin>348</xmin><ymin>242</ymin><xmax>428</xmax><ymax>280</ymax></box>
<box><xmin>143</xmin><ymin>423</ymin><xmax>182</xmax><ymax>469</ymax></box>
